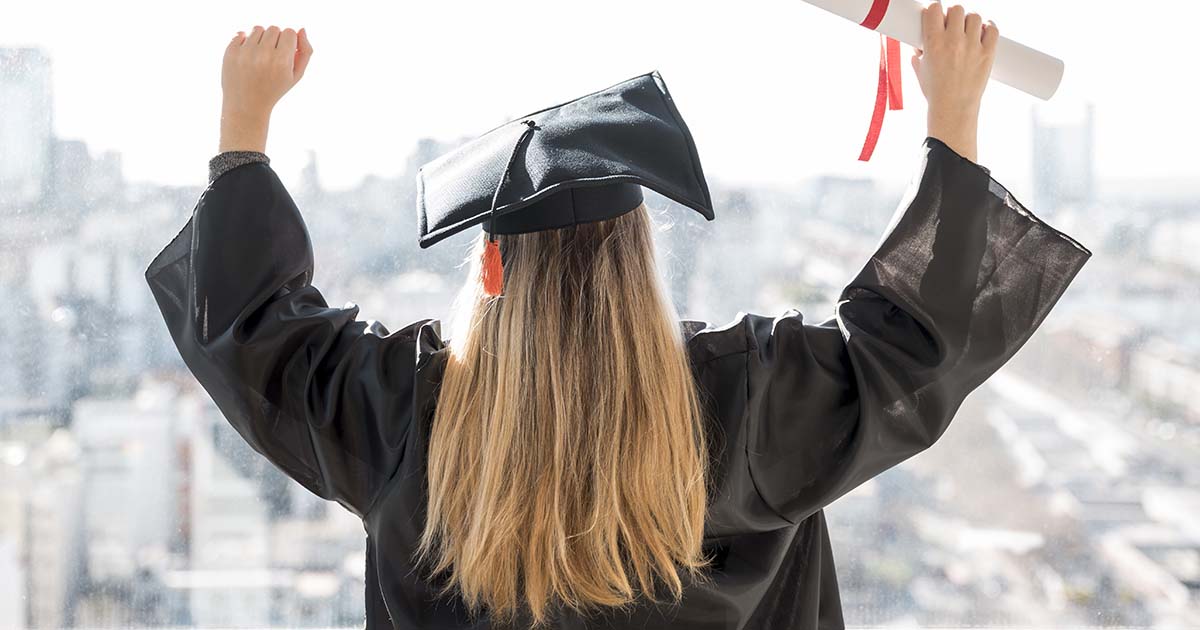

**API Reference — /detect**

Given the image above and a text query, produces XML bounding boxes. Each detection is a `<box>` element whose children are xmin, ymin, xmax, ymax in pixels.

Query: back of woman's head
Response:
<box><xmin>416</xmin><ymin>204</ymin><xmax>712</xmax><ymax>626</ymax></box>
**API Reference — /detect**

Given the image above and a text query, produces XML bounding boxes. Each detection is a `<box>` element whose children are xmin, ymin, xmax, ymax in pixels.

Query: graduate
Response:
<box><xmin>145</xmin><ymin>5</ymin><xmax>1092</xmax><ymax>629</ymax></box>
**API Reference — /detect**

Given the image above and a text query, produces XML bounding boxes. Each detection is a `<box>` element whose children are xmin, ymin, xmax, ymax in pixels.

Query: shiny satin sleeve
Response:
<box><xmin>745</xmin><ymin>136</ymin><xmax>1092</xmax><ymax>526</ymax></box>
<box><xmin>144</xmin><ymin>161</ymin><xmax>429</xmax><ymax>519</ymax></box>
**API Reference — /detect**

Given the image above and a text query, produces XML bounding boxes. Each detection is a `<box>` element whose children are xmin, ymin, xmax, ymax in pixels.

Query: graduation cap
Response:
<box><xmin>415</xmin><ymin>70</ymin><xmax>714</xmax><ymax>295</ymax></box>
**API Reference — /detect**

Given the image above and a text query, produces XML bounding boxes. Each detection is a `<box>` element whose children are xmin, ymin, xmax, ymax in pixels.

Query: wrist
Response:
<box><xmin>219</xmin><ymin>104</ymin><xmax>271</xmax><ymax>153</ymax></box>
<box><xmin>926</xmin><ymin>132</ymin><xmax>978</xmax><ymax>164</ymax></box>
<box><xmin>927</xmin><ymin>104</ymin><xmax>979</xmax><ymax>131</ymax></box>
<box><xmin>927</xmin><ymin>111</ymin><xmax>979</xmax><ymax>163</ymax></box>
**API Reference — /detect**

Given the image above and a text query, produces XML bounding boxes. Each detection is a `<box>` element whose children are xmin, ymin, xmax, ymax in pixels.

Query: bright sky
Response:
<box><xmin>4</xmin><ymin>1</ymin><xmax>1196</xmax><ymax>192</ymax></box>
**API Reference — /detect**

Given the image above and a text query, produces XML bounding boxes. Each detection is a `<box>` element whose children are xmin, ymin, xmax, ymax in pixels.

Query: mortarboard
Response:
<box><xmin>415</xmin><ymin>71</ymin><xmax>714</xmax><ymax>295</ymax></box>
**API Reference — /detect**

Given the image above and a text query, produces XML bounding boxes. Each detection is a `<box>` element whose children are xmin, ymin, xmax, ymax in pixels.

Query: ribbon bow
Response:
<box><xmin>858</xmin><ymin>0</ymin><xmax>903</xmax><ymax>161</ymax></box>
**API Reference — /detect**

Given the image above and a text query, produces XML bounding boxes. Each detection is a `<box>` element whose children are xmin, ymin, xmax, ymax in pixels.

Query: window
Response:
<box><xmin>2</xmin><ymin>1</ymin><xmax>1197</xmax><ymax>627</ymax></box>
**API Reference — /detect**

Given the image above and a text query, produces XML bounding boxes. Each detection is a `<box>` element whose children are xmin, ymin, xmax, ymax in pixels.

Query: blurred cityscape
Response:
<box><xmin>2</xmin><ymin>45</ymin><xmax>1199</xmax><ymax>628</ymax></box>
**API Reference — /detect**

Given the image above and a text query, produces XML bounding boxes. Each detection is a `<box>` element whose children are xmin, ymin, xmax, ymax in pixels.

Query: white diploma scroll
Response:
<box><xmin>802</xmin><ymin>0</ymin><xmax>1064</xmax><ymax>100</ymax></box>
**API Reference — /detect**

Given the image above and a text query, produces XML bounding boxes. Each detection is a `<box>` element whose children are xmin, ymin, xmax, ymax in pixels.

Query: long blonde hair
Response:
<box><xmin>415</xmin><ymin>204</ymin><xmax>712</xmax><ymax>626</ymax></box>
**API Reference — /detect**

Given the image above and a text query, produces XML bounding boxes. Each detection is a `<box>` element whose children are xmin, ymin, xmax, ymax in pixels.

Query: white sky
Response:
<box><xmin>3</xmin><ymin>1</ymin><xmax>1197</xmax><ymax>191</ymax></box>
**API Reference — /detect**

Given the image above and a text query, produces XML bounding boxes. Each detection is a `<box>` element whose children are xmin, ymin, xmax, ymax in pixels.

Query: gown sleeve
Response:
<box><xmin>144</xmin><ymin>160</ymin><xmax>430</xmax><ymax>519</ymax></box>
<box><xmin>745</xmin><ymin>136</ymin><xmax>1092</xmax><ymax>526</ymax></box>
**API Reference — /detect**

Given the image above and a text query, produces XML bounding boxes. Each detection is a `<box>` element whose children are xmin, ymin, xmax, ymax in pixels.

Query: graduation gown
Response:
<box><xmin>144</xmin><ymin>136</ymin><xmax>1091</xmax><ymax>629</ymax></box>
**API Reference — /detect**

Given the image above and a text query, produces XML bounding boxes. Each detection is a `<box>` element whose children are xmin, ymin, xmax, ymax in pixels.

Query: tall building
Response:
<box><xmin>184</xmin><ymin>402</ymin><xmax>271</xmax><ymax>627</ymax></box>
<box><xmin>0</xmin><ymin>444</ymin><xmax>30</xmax><ymax>630</ymax></box>
<box><xmin>1031</xmin><ymin>102</ymin><xmax>1096</xmax><ymax>210</ymax></box>
<box><xmin>0</xmin><ymin>48</ymin><xmax>53</xmax><ymax>211</ymax></box>
<box><xmin>0</xmin><ymin>538</ymin><xmax>23</xmax><ymax>630</ymax></box>
<box><xmin>72</xmin><ymin>392</ymin><xmax>177</xmax><ymax>584</ymax></box>
<box><xmin>0</xmin><ymin>431</ymin><xmax>85</xmax><ymax>630</ymax></box>
<box><xmin>25</xmin><ymin>431</ymin><xmax>84</xmax><ymax>630</ymax></box>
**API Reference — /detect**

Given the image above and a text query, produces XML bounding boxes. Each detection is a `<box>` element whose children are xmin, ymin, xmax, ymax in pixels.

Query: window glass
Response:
<box><xmin>2</xmin><ymin>2</ymin><xmax>1198</xmax><ymax>627</ymax></box>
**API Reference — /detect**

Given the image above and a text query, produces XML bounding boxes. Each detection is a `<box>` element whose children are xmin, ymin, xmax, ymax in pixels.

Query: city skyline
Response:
<box><xmin>4</xmin><ymin>0</ymin><xmax>1199</xmax><ymax>194</ymax></box>
<box><xmin>4</xmin><ymin>4</ymin><xmax>1200</xmax><ymax>628</ymax></box>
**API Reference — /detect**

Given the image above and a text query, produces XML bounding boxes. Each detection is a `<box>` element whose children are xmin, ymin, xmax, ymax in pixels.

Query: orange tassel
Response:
<box><xmin>481</xmin><ymin>239</ymin><xmax>503</xmax><ymax>296</ymax></box>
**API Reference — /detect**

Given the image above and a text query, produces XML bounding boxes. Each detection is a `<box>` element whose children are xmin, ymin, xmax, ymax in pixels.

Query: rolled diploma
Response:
<box><xmin>802</xmin><ymin>0</ymin><xmax>1064</xmax><ymax>100</ymax></box>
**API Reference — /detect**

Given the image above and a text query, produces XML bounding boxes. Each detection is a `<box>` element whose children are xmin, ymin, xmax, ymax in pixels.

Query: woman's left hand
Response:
<box><xmin>219</xmin><ymin>26</ymin><xmax>313</xmax><ymax>153</ymax></box>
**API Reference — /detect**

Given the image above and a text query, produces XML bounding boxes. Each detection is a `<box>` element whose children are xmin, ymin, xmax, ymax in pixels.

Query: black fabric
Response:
<box><xmin>208</xmin><ymin>150</ymin><xmax>269</xmax><ymax>184</ymax></box>
<box><xmin>416</xmin><ymin>71</ymin><xmax>713</xmax><ymax>248</ymax></box>
<box><xmin>145</xmin><ymin>136</ymin><xmax>1091</xmax><ymax>629</ymax></box>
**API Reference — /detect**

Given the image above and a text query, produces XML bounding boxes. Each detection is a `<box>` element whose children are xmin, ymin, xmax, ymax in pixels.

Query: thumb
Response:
<box><xmin>294</xmin><ymin>27</ymin><xmax>314</xmax><ymax>81</ymax></box>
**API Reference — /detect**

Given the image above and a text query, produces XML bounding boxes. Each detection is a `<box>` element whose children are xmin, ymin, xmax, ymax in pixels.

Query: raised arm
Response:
<box><xmin>218</xmin><ymin>24</ymin><xmax>313</xmax><ymax>154</ymax></box>
<box><xmin>205</xmin><ymin>26</ymin><xmax>313</xmax><ymax>184</ymax></box>
<box><xmin>144</xmin><ymin>27</ymin><xmax>435</xmax><ymax>519</ymax></box>
<box><xmin>738</xmin><ymin>3</ymin><xmax>1090</xmax><ymax>526</ymax></box>
<box><xmin>912</xmin><ymin>0</ymin><xmax>1000</xmax><ymax>163</ymax></box>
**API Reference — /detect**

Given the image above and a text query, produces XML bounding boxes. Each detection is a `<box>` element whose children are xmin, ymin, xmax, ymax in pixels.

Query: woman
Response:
<box><xmin>145</xmin><ymin>4</ymin><xmax>1091</xmax><ymax>629</ymax></box>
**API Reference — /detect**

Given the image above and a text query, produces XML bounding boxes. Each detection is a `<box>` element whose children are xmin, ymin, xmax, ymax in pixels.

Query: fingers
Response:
<box><xmin>295</xmin><ymin>27</ymin><xmax>314</xmax><ymax>80</ymax></box>
<box><xmin>925</xmin><ymin>4</ymin><xmax>991</xmax><ymax>46</ymax></box>
<box><xmin>246</xmin><ymin>25</ymin><xmax>265</xmax><ymax>45</ymax></box>
<box><xmin>982</xmin><ymin>20</ymin><xmax>1000</xmax><ymax>51</ymax></box>
<box><xmin>922</xmin><ymin>2</ymin><xmax>944</xmax><ymax>42</ymax></box>
<box><xmin>944</xmin><ymin>4</ymin><xmax>965</xmax><ymax>35</ymax></box>
<box><xmin>233</xmin><ymin>24</ymin><xmax>308</xmax><ymax>76</ymax></box>
<box><xmin>278</xmin><ymin>27</ymin><xmax>298</xmax><ymax>52</ymax></box>
<box><xmin>965</xmin><ymin>11</ymin><xmax>983</xmax><ymax>42</ymax></box>
<box><xmin>262</xmin><ymin>25</ymin><xmax>282</xmax><ymax>48</ymax></box>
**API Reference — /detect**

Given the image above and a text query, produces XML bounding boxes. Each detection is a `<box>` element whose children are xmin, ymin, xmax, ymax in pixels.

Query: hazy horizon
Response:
<box><xmin>4</xmin><ymin>1</ymin><xmax>1197</xmax><ymax>198</ymax></box>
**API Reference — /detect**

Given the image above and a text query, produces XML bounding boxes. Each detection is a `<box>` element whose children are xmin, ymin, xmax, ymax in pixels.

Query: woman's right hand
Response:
<box><xmin>911</xmin><ymin>1</ymin><xmax>999</xmax><ymax>163</ymax></box>
<box><xmin>219</xmin><ymin>26</ymin><xmax>314</xmax><ymax>153</ymax></box>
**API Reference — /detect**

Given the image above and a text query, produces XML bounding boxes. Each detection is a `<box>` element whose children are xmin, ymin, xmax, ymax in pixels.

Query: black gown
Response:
<box><xmin>144</xmin><ymin>136</ymin><xmax>1091</xmax><ymax>629</ymax></box>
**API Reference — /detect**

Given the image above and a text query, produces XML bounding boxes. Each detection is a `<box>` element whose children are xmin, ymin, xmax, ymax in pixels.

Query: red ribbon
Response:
<box><xmin>858</xmin><ymin>0</ymin><xmax>903</xmax><ymax>161</ymax></box>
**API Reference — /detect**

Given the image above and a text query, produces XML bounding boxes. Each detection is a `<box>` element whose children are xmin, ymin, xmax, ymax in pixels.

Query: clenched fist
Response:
<box><xmin>911</xmin><ymin>2</ymin><xmax>998</xmax><ymax>163</ymax></box>
<box><xmin>219</xmin><ymin>26</ymin><xmax>314</xmax><ymax>153</ymax></box>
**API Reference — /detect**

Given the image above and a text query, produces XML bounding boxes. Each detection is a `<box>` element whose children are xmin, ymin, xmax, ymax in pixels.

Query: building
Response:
<box><xmin>1147</xmin><ymin>216</ymin><xmax>1200</xmax><ymax>276</ymax></box>
<box><xmin>0</xmin><ymin>430</ymin><xmax>85</xmax><ymax>630</ymax></box>
<box><xmin>1031</xmin><ymin>102</ymin><xmax>1095</xmax><ymax>211</ymax></box>
<box><xmin>182</xmin><ymin>401</ymin><xmax>272</xmax><ymax>627</ymax></box>
<box><xmin>1128</xmin><ymin>336</ymin><xmax>1200</xmax><ymax>423</ymax></box>
<box><xmin>0</xmin><ymin>48</ymin><xmax>53</xmax><ymax>211</ymax></box>
<box><xmin>72</xmin><ymin>391</ymin><xmax>177</xmax><ymax>584</ymax></box>
<box><xmin>24</xmin><ymin>431</ymin><xmax>85</xmax><ymax>630</ymax></box>
<box><xmin>0</xmin><ymin>537</ymin><xmax>23</xmax><ymax>629</ymax></box>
